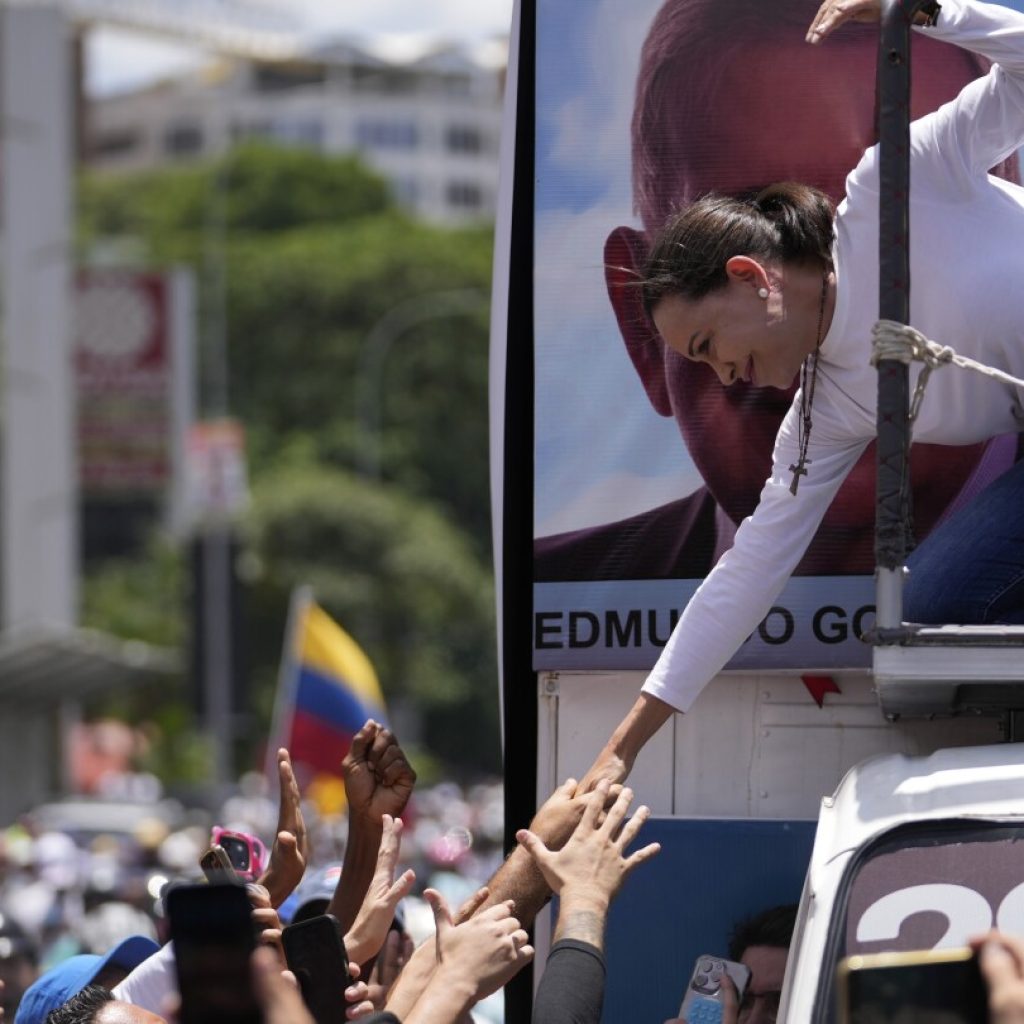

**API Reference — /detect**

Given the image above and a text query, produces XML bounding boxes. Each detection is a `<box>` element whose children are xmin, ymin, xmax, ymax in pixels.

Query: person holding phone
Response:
<box><xmin>664</xmin><ymin>905</ymin><xmax>797</xmax><ymax>1024</ymax></box>
<box><xmin>973</xmin><ymin>932</ymin><xmax>1024</xmax><ymax>1023</ymax></box>
<box><xmin>582</xmin><ymin>0</ymin><xmax>1024</xmax><ymax>792</ymax></box>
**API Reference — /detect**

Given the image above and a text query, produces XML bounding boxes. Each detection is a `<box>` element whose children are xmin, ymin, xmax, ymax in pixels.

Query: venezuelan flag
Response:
<box><xmin>277</xmin><ymin>593</ymin><xmax>387</xmax><ymax>781</ymax></box>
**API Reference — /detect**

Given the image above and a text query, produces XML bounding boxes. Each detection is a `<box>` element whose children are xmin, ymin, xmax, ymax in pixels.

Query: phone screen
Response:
<box><xmin>840</xmin><ymin>949</ymin><xmax>987</xmax><ymax>1024</ymax></box>
<box><xmin>168</xmin><ymin>882</ymin><xmax>261</xmax><ymax>1024</ymax></box>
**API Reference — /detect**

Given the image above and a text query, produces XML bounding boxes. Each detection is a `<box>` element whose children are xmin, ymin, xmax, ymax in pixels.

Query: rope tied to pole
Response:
<box><xmin>871</xmin><ymin>318</ymin><xmax>1024</xmax><ymax>424</ymax></box>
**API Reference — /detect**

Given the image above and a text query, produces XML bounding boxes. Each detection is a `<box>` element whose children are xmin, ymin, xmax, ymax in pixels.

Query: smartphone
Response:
<box><xmin>211</xmin><ymin>828</ymin><xmax>268</xmax><ymax>882</ymax></box>
<box><xmin>200</xmin><ymin>844</ymin><xmax>237</xmax><ymax>884</ymax></box>
<box><xmin>678</xmin><ymin>955</ymin><xmax>751</xmax><ymax>1023</ymax></box>
<box><xmin>282</xmin><ymin>914</ymin><xmax>351</xmax><ymax>1024</ymax></box>
<box><xmin>167</xmin><ymin>881</ymin><xmax>262</xmax><ymax>1024</ymax></box>
<box><xmin>837</xmin><ymin>947</ymin><xmax>987</xmax><ymax>1024</ymax></box>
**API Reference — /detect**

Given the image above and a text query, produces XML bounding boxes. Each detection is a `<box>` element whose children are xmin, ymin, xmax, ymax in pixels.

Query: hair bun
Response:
<box><xmin>752</xmin><ymin>182</ymin><xmax>835</xmax><ymax>265</ymax></box>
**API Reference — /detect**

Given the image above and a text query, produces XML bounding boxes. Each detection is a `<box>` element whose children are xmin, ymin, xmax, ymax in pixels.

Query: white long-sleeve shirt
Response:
<box><xmin>644</xmin><ymin>0</ymin><xmax>1024</xmax><ymax>713</ymax></box>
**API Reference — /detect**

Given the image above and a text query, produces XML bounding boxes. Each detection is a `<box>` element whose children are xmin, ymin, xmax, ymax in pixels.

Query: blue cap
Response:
<box><xmin>14</xmin><ymin>935</ymin><xmax>160</xmax><ymax>1024</ymax></box>
<box><xmin>278</xmin><ymin>863</ymin><xmax>341</xmax><ymax>925</ymax></box>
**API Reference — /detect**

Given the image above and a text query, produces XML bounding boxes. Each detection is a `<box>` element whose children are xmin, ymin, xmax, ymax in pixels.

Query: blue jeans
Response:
<box><xmin>904</xmin><ymin>448</ymin><xmax>1024</xmax><ymax>625</ymax></box>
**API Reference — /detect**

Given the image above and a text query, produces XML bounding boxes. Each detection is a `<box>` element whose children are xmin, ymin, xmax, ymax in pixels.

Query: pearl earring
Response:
<box><xmin>758</xmin><ymin>287</ymin><xmax>769</xmax><ymax>299</ymax></box>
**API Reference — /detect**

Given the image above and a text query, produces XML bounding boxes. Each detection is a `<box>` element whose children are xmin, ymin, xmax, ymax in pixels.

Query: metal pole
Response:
<box><xmin>202</xmin><ymin>524</ymin><xmax>234</xmax><ymax>787</ymax></box>
<box><xmin>356</xmin><ymin>289</ymin><xmax>488</xmax><ymax>479</ymax></box>
<box><xmin>200</xmin><ymin>117</ymin><xmax>234</xmax><ymax>787</ymax></box>
<box><xmin>875</xmin><ymin>0</ymin><xmax>913</xmax><ymax>630</ymax></box>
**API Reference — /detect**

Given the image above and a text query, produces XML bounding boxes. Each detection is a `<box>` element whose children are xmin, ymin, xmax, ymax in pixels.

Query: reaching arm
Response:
<box><xmin>401</xmin><ymin>892</ymin><xmax>533</xmax><ymax>1024</ymax></box>
<box><xmin>517</xmin><ymin>781</ymin><xmax>660</xmax><ymax>954</ymax></box>
<box><xmin>344</xmin><ymin>815</ymin><xmax>416</xmax><ymax>966</ymax></box>
<box><xmin>519</xmin><ymin>781</ymin><xmax>660</xmax><ymax>1024</ymax></box>
<box><xmin>329</xmin><ymin>721</ymin><xmax>417</xmax><ymax>935</ymax></box>
<box><xmin>910</xmin><ymin>0</ymin><xmax>1024</xmax><ymax>181</ymax></box>
<box><xmin>578</xmin><ymin>692</ymin><xmax>673</xmax><ymax>792</ymax></box>
<box><xmin>456</xmin><ymin>779</ymin><xmax>596</xmax><ymax>927</ymax></box>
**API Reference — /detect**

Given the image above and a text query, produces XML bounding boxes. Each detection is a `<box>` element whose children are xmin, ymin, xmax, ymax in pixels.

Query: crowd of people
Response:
<box><xmin>0</xmin><ymin>719</ymin><xmax>660</xmax><ymax>1024</ymax></box>
<box><xmin>4</xmin><ymin>717</ymin><xmax>1024</xmax><ymax>1022</ymax></box>
<box><xmin>7</xmin><ymin>0</ymin><xmax>1024</xmax><ymax>1013</ymax></box>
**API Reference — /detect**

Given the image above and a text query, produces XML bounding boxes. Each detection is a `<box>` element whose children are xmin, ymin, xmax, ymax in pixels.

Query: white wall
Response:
<box><xmin>539</xmin><ymin>670</ymin><xmax>1003</xmax><ymax>819</ymax></box>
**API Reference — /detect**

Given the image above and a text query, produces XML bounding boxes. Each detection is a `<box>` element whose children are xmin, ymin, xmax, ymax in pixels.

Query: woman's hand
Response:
<box><xmin>578</xmin><ymin>751</ymin><xmax>630</xmax><ymax>794</ymax></box>
<box><xmin>807</xmin><ymin>0</ymin><xmax>881</xmax><ymax>44</ymax></box>
<box><xmin>578</xmin><ymin>692</ymin><xmax>674</xmax><ymax>793</ymax></box>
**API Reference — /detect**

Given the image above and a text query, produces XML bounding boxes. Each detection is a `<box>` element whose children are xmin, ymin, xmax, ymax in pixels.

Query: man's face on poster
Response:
<box><xmin>606</xmin><ymin>22</ymin><xmax>1004</xmax><ymax>559</ymax></box>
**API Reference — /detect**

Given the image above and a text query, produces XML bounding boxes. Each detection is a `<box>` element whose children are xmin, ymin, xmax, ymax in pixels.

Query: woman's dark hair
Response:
<box><xmin>641</xmin><ymin>182</ymin><xmax>835</xmax><ymax>314</ymax></box>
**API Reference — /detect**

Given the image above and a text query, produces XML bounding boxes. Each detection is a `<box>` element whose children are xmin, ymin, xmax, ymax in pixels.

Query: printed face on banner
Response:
<box><xmin>531</xmin><ymin>0</ymin><xmax>1013</xmax><ymax>671</ymax></box>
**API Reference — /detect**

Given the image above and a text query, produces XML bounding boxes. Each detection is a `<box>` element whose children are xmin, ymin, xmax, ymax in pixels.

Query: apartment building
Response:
<box><xmin>85</xmin><ymin>35</ymin><xmax>506</xmax><ymax>224</ymax></box>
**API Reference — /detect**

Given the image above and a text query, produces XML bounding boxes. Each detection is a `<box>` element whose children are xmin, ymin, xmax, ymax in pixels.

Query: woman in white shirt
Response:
<box><xmin>583</xmin><ymin>0</ymin><xmax>1024</xmax><ymax>788</ymax></box>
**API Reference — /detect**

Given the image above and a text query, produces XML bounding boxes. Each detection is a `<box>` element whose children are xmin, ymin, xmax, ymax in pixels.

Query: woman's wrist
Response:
<box><xmin>610</xmin><ymin>692</ymin><xmax>674</xmax><ymax>761</ymax></box>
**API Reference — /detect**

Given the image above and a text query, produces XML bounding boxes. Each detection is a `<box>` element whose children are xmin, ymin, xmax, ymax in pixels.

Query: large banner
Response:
<box><xmin>531</xmin><ymin>0</ymin><xmax>1016</xmax><ymax>672</ymax></box>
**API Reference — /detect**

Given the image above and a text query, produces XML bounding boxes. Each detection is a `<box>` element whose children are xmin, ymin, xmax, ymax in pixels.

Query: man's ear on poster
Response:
<box><xmin>604</xmin><ymin>225</ymin><xmax>673</xmax><ymax>418</ymax></box>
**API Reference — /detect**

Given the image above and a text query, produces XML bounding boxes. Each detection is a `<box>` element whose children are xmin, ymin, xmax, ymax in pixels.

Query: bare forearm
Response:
<box><xmin>402</xmin><ymin>972</ymin><xmax>476</xmax><ymax>1024</ymax></box>
<box><xmin>383</xmin><ymin>940</ymin><xmax>435</xmax><ymax>1019</ymax></box>
<box><xmin>579</xmin><ymin>692</ymin><xmax>674</xmax><ymax>793</ymax></box>
<box><xmin>609</xmin><ymin>692</ymin><xmax>674</xmax><ymax>762</ymax></box>
<box><xmin>457</xmin><ymin>847</ymin><xmax>550</xmax><ymax>928</ymax></box>
<box><xmin>329</xmin><ymin>817</ymin><xmax>383</xmax><ymax>933</ymax></box>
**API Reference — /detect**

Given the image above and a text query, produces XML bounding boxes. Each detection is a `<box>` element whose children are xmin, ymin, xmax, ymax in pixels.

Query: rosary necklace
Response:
<box><xmin>788</xmin><ymin>272</ymin><xmax>830</xmax><ymax>496</ymax></box>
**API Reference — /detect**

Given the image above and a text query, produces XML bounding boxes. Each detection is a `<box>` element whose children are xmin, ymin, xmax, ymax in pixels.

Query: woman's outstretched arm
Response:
<box><xmin>578</xmin><ymin>692</ymin><xmax>674</xmax><ymax>791</ymax></box>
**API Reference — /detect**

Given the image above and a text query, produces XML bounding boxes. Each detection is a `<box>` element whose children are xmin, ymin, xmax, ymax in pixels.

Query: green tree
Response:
<box><xmin>79</xmin><ymin>142</ymin><xmax>392</xmax><ymax>254</ymax></box>
<box><xmin>226</xmin><ymin>216</ymin><xmax>493</xmax><ymax>553</ymax></box>
<box><xmin>78</xmin><ymin>142</ymin><xmax>500</xmax><ymax>776</ymax></box>
<box><xmin>80</xmin><ymin>143</ymin><xmax>494</xmax><ymax>556</ymax></box>
<box><xmin>243</xmin><ymin>461</ymin><xmax>499</xmax><ymax>771</ymax></box>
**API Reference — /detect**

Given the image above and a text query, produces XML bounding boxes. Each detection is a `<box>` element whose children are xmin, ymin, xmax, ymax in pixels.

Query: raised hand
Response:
<box><xmin>258</xmin><ymin>748</ymin><xmax>309</xmax><ymax>908</ymax></box>
<box><xmin>342</xmin><ymin>721</ymin><xmax>417</xmax><ymax>825</ymax></box>
<box><xmin>526</xmin><ymin>778</ymin><xmax>588</xmax><ymax>849</ymax></box>
<box><xmin>806</xmin><ymin>0</ymin><xmax>881</xmax><ymax>44</ymax></box>
<box><xmin>424</xmin><ymin>889</ymin><xmax>534</xmax><ymax>1002</ymax></box>
<box><xmin>517</xmin><ymin>780</ymin><xmax>660</xmax><ymax>909</ymax></box>
<box><xmin>344</xmin><ymin>814</ymin><xmax>417</xmax><ymax>965</ymax></box>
